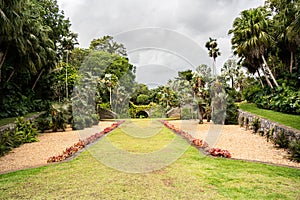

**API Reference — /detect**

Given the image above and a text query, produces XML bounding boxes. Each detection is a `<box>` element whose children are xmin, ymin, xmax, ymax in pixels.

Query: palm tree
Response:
<box><xmin>228</xmin><ymin>7</ymin><xmax>279</xmax><ymax>87</ymax></box>
<box><xmin>221</xmin><ymin>58</ymin><xmax>240</xmax><ymax>88</ymax></box>
<box><xmin>0</xmin><ymin>0</ymin><xmax>25</xmax><ymax>70</ymax></box>
<box><xmin>205</xmin><ymin>38</ymin><xmax>221</xmax><ymax>76</ymax></box>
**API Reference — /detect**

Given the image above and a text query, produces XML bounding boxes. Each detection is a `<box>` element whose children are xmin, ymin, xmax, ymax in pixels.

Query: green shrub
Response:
<box><xmin>289</xmin><ymin>140</ymin><xmax>300</xmax><ymax>162</ymax></box>
<box><xmin>242</xmin><ymin>84</ymin><xmax>262</xmax><ymax>102</ymax></box>
<box><xmin>14</xmin><ymin>117</ymin><xmax>39</xmax><ymax>143</ymax></box>
<box><xmin>181</xmin><ymin>107</ymin><xmax>193</xmax><ymax>120</ymax></box>
<box><xmin>72</xmin><ymin>116</ymin><xmax>85</xmax><ymax>130</ymax></box>
<box><xmin>225</xmin><ymin>96</ymin><xmax>238</xmax><ymax>125</ymax></box>
<box><xmin>266</xmin><ymin>128</ymin><xmax>274</xmax><ymax>142</ymax></box>
<box><xmin>0</xmin><ymin>117</ymin><xmax>39</xmax><ymax>156</ymax></box>
<box><xmin>35</xmin><ymin>114</ymin><xmax>52</xmax><ymax>132</ymax></box>
<box><xmin>50</xmin><ymin>103</ymin><xmax>69</xmax><ymax>131</ymax></box>
<box><xmin>239</xmin><ymin>116</ymin><xmax>244</xmax><ymax>127</ymax></box>
<box><xmin>84</xmin><ymin>116</ymin><xmax>93</xmax><ymax>128</ymax></box>
<box><xmin>251</xmin><ymin>117</ymin><xmax>260</xmax><ymax>133</ymax></box>
<box><xmin>273</xmin><ymin>131</ymin><xmax>289</xmax><ymax>148</ymax></box>
<box><xmin>254</xmin><ymin>85</ymin><xmax>300</xmax><ymax>115</ymax></box>
<box><xmin>0</xmin><ymin>130</ymin><xmax>14</xmax><ymax>156</ymax></box>
<box><xmin>91</xmin><ymin>114</ymin><xmax>99</xmax><ymax>125</ymax></box>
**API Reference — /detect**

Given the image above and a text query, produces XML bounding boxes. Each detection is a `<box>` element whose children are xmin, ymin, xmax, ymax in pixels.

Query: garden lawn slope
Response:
<box><xmin>0</xmin><ymin>119</ymin><xmax>299</xmax><ymax>199</ymax></box>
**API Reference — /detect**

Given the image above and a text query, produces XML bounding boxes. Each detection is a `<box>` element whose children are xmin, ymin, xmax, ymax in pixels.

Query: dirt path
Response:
<box><xmin>0</xmin><ymin>120</ymin><xmax>299</xmax><ymax>174</ymax></box>
<box><xmin>169</xmin><ymin>120</ymin><xmax>300</xmax><ymax>168</ymax></box>
<box><xmin>0</xmin><ymin>121</ymin><xmax>114</xmax><ymax>174</ymax></box>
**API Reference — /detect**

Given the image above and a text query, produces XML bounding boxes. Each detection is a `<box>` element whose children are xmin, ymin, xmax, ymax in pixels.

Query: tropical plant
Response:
<box><xmin>205</xmin><ymin>38</ymin><xmax>221</xmax><ymax>75</ymax></box>
<box><xmin>228</xmin><ymin>7</ymin><xmax>279</xmax><ymax>88</ymax></box>
<box><xmin>289</xmin><ymin>140</ymin><xmax>300</xmax><ymax>162</ymax></box>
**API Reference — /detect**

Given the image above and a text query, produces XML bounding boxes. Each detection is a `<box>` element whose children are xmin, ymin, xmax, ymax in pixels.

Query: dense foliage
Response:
<box><xmin>0</xmin><ymin>0</ymin><xmax>77</xmax><ymax>119</ymax></box>
<box><xmin>0</xmin><ymin>117</ymin><xmax>39</xmax><ymax>156</ymax></box>
<box><xmin>227</xmin><ymin>0</ymin><xmax>300</xmax><ymax>114</ymax></box>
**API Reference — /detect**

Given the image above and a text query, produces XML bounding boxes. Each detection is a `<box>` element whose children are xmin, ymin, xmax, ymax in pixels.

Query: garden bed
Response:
<box><xmin>0</xmin><ymin>121</ymin><xmax>115</xmax><ymax>174</ymax></box>
<box><xmin>168</xmin><ymin>120</ymin><xmax>300</xmax><ymax>168</ymax></box>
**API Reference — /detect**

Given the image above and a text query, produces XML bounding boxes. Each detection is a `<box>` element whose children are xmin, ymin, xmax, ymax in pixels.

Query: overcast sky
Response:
<box><xmin>57</xmin><ymin>0</ymin><xmax>264</xmax><ymax>87</ymax></box>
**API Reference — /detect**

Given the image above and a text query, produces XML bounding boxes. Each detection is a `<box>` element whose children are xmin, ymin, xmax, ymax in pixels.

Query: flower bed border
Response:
<box><xmin>160</xmin><ymin>120</ymin><xmax>231</xmax><ymax>158</ymax></box>
<box><xmin>47</xmin><ymin>120</ymin><xmax>125</xmax><ymax>163</ymax></box>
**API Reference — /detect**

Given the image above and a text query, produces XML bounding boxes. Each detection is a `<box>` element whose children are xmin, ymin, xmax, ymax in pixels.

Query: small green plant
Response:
<box><xmin>289</xmin><ymin>140</ymin><xmax>300</xmax><ymax>162</ymax></box>
<box><xmin>72</xmin><ymin>116</ymin><xmax>85</xmax><ymax>130</ymax></box>
<box><xmin>251</xmin><ymin>117</ymin><xmax>260</xmax><ymax>133</ymax></box>
<box><xmin>50</xmin><ymin>103</ymin><xmax>68</xmax><ymax>132</ymax></box>
<box><xmin>273</xmin><ymin>131</ymin><xmax>289</xmax><ymax>148</ymax></box>
<box><xmin>266</xmin><ymin>127</ymin><xmax>274</xmax><ymax>142</ymax></box>
<box><xmin>15</xmin><ymin>117</ymin><xmax>39</xmax><ymax>143</ymax></box>
<box><xmin>245</xmin><ymin>117</ymin><xmax>249</xmax><ymax>130</ymax></box>
<box><xmin>91</xmin><ymin>114</ymin><xmax>99</xmax><ymax>125</ymax></box>
<box><xmin>35</xmin><ymin>115</ymin><xmax>52</xmax><ymax>132</ymax></box>
<box><xmin>239</xmin><ymin>116</ymin><xmax>244</xmax><ymax>127</ymax></box>
<box><xmin>0</xmin><ymin>117</ymin><xmax>39</xmax><ymax>156</ymax></box>
<box><xmin>84</xmin><ymin>116</ymin><xmax>93</xmax><ymax>128</ymax></box>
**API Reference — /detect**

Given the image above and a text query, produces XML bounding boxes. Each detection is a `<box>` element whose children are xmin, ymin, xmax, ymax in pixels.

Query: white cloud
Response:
<box><xmin>57</xmin><ymin>0</ymin><xmax>264</xmax><ymax>85</ymax></box>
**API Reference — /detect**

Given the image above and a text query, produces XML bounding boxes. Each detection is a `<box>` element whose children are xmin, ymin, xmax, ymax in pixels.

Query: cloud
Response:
<box><xmin>57</xmin><ymin>0</ymin><xmax>264</xmax><ymax>83</ymax></box>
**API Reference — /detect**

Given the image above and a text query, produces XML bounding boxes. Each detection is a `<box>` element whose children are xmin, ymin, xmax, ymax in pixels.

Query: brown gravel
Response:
<box><xmin>169</xmin><ymin>120</ymin><xmax>300</xmax><ymax>168</ymax></box>
<box><xmin>0</xmin><ymin>120</ymin><xmax>299</xmax><ymax>174</ymax></box>
<box><xmin>0</xmin><ymin>121</ymin><xmax>114</xmax><ymax>174</ymax></box>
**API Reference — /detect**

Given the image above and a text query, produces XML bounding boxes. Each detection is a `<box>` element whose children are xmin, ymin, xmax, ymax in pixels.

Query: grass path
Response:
<box><xmin>0</xmin><ymin>119</ymin><xmax>299</xmax><ymax>199</ymax></box>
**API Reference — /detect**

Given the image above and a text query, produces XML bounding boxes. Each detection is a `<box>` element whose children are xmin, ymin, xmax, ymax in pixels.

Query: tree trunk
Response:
<box><xmin>6</xmin><ymin>68</ymin><xmax>16</xmax><ymax>83</ymax></box>
<box><xmin>0</xmin><ymin>47</ymin><xmax>9</xmax><ymax>70</ymax></box>
<box><xmin>290</xmin><ymin>51</ymin><xmax>294</xmax><ymax>74</ymax></box>
<box><xmin>0</xmin><ymin>47</ymin><xmax>9</xmax><ymax>83</ymax></box>
<box><xmin>198</xmin><ymin>103</ymin><xmax>205</xmax><ymax>124</ymax></box>
<box><xmin>256</xmin><ymin>69</ymin><xmax>265</xmax><ymax>88</ymax></box>
<box><xmin>213</xmin><ymin>58</ymin><xmax>216</xmax><ymax>76</ymax></box>
<box><xmin>260</xmin><ymin>65</ymin><xmax>273</xmax><ymax>89</ymax></box>
<box><xmin>32</xmin><ymin>69</ymin><xmax>45</xmax><ymax>91</ymax></box>
<box><xmin>261</xmin><ymin>55</ymin><xmax>279</xmax><ymax>87</ymax></box>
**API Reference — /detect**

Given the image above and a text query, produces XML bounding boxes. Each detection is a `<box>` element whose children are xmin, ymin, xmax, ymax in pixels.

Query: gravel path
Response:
<box><xmin>0</xmin><ymin>120</ymin><xmax>299</xmax><ymax>174</ymax></box>
<box><xmin>0</xmin><ymin>121</ymin><xmax>114</xmax><ymax>174</ymax></box>
<box><xmin>169</xmin><ymin>120</ymin><xmax>300</xmax><ymax>168</ymax></box>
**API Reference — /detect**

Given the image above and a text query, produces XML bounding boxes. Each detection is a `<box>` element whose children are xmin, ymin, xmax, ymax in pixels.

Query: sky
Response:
<box><xmin>57</xmin><ymin>0</ymin><xmax>265</xmax><ymax>88</ymax></box>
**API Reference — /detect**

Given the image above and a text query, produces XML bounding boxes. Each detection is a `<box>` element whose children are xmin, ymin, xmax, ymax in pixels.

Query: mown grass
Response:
<box><xmin>238</xmin><ymin>103</ymin><xmax>300</xmax><ymax>130</ymax></box>
<box><xmin>0</xmin><ymin>112</ymin><xmax>41</xmax><ymax>127</ymax></box>
<box><xmin>0</xmin><ymin>119</ymin><xmax>299</xmax><ymax>199</ymax></box>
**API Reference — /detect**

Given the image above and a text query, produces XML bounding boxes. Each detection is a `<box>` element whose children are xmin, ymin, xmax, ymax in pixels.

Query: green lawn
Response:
<box><xmin>0</xmin><ymin>119</ymin><xmax>299</xmax><ymax>199</ymax></box>
<box><xmin>0</xmin><ymin>112</ymin><xmax>41</xmax><ymax>127</ymax></box>
<box><xmin>238</xmin><ymin>103</ymin><xmax>300</xmax><ymax>130</ymax></box>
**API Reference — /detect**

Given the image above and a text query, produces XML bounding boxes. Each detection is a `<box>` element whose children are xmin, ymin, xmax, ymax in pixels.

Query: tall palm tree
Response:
<box><xmin>228</xmin><ymin>7</ymin><xmax>279</xmax><ymax>87</ymax></box>
<box><xmin>205</xmin><ymin>38</ymin><xmax>221</xmax><ymax>76</ymax></box>
<box><xmin>0</xmin><ymin>0</ymin><xmax>25</xmax><ymax>70</ymax></box>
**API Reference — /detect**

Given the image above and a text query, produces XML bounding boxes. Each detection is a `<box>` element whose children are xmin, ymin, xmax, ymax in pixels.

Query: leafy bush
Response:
<box><xmin>84</xmin><ymin>116</ymin><xmax>93</xmax><ymax>128</ymax></box>
<box><xmin>273</xmin><ymin>131</ymin><xmax>289</xmax><ymax>148</ymax></box>
<box><xmin>225</xmin><ymin>95</ymin><xmax>238</xmax><ymax>125</ymax></box>
<box><xmin>91</xmin><ymin>114</ymin><xmax>99</xmax><ymax>125</ymax></box>
<box><xmin>181</xmin><ymin>107</ymin><xmax>193</xmax><ymax>120</ymax></box>
<box><xmin>15</xmin><ymin>117</ymin><xmax>39</xmax><ymax>143</ymax></box>
<box><xmin>136</xmin><ymin>94</ymin><xmax>150</xmax><ymax>105</ymax></box>
<box><xmin>265</xmin><ymin>128</ymin><xmax>274</xmax><ymax>142</ymax></box>
<box><xmin>254</xmin><ymin>84</ymin><xmax>300</xmax><ymax>115</ymax></box>
<box><xmin>0</xmin><ymin>117</ymin><xmax>39</xmax><ymax>156</ymax></box>
<box><xmin>35</xmin><ymin>114</ymin><xmax>52</xmax><ymax>132</ymax></box>
<box><xmin>50</xmin><ymin>102</ymin><xmax>72</xmax><ymax>131</ymax></box>
<box><xmin>72</xmin><ymin>116</ymin><xmax>85</xmax><ymax>130</ymax></box>
<box><xmin>289</xmin><ymin>140</ymin><xmax>300</xmax><ymax>162</ymax></box>
<box><xmin>251</xmin><ymin>117</ymin><xmax>260</xmax><ymax>133</ymax></box>
<box><xmin>0</xmin><ymin>83</ymin><xmax>50</xmax><ymax>119</ymax></box>
<box><xmin>242</xmin><ymin>84</ymin><xmax>262</xmax><ymax>102</ymax></box>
